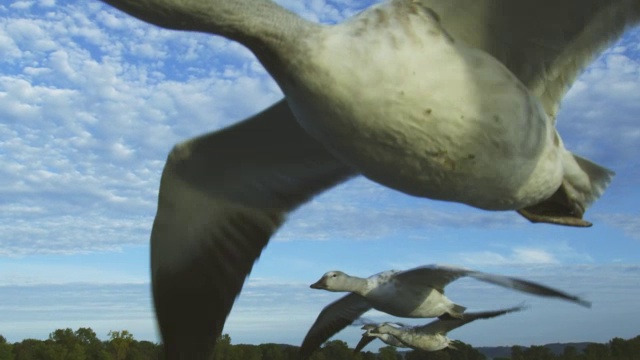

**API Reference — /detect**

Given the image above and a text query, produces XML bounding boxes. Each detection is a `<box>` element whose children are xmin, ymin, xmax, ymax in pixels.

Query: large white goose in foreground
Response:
<box><xmin>300</xmin><ymin>265</ymin><xmax>588</xmax><ymax>357</ymax></box>
<box><xmin>96</xmin><ymin>0</ymin><xmax>640</xmax><ymax>357</ymax></box>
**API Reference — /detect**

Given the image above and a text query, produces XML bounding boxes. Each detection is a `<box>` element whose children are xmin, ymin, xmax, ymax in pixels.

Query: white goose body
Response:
<box><xmin>286</xmin><ymin>2</ymin><xmax>561</xmax><ymax>210</ymax></box>
<box><xmin>358</xmin><ymin>270</ymin><xmax>458</xmax><ymax>318</ymax></box>
<box><xmin>382</xmin><ymin>326</ymin><xmax>450</xmax><ymax>352</ymax></box>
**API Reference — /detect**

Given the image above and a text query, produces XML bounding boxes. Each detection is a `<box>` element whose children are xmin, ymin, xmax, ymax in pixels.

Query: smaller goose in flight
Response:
<box><xmin>356</xmin><ymin>304</ymin><xmax>527</xmax><ymax>353</ymax></box>
<box><xmin>354</xmin><ymin>322</ymin><xmax>410</xmax><ymax>353</ymax></box>
<box><xmin>300</xmin><ymin>265</ymin><xmax>589</xmax><ymax>358</ymax></box>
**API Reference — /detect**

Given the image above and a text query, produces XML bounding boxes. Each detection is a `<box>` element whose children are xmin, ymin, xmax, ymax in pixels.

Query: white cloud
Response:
<box><xmin>456</xmin><ymin>242</ymin><xmax>594</xmax><ymax>267</ymax></box>
<box><xmin>0</xmin><ymin>262</ymin><xmax>147</xmax><ymax>286</ymax></box>
<box><xmin>459</xmin><ymin>248</ymin><xmax>558</xmax><ymax>266</ymax></box>
<box><xmin>559</xmin><ymin>29</ymin><xmax>640</xmax><ymax>169</ymax></box>
<box><xmin>597</xmin><ymin>213</ymin><xmax>640</xmax><ymax>240</ymax></box>
<box><xmin>0</xmin><ymin>2</ymin><xmax>286</xmax><ymax>256</ymax></box>
<box><xmin>10</xmin><ymin>1</ymin><xmax>35</xmax><ymax>11</ymax></box>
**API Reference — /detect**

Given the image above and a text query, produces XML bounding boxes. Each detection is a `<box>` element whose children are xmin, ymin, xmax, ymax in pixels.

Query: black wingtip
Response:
<box><xmin>153</xmin><ymin>267</ymin><xmax>221</xmax><ymax>360</ymax></box>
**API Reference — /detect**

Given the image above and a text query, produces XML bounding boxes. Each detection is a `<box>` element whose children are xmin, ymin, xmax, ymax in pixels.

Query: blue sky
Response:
<box><xmin>1</xmin><ymin>0</ymin><xmax>640</xmax><ymax>352</ymax></box>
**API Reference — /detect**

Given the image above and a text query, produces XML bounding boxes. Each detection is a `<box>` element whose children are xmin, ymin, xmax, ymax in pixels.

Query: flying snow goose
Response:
<box><xmin>354</xmin><ymin>322</ymin><xmax>409</xmax><ymax>353</ymax></box>
<box><xmin>300</xmin><ymin>265</ymin><xmax>588</xmax><ymax>358</ymax></box>
<box><xmin>356</xmin><ymin>305</ymin><xmax>527</xmax><ymax>353</ymax></box>
<box><xmin>97</xmin><ymin>0</ymin><xmax>639</xmax><ymax>357</ymax></box>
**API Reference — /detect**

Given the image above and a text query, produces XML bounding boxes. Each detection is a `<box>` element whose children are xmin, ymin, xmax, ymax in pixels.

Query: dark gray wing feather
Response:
<box><xmin>415</xmin><ymin>304</ymin><xmax>527</xmax><ymax>334</ymax></box>
<box><xmin>353</xmin><ymin>334</ymin><xmax>377</xmax><ymax>354</ymax></box>
<box><xmin>394</xmin><ymin>265</ymin><xmax>472</xmax><ymax>293</ymax></box>
<box><xmin>151</xmin><ymin>100</ymin><xmax>356</xmax><ymax>358</ymax></box>
<box><xmin>395</xmin><ymin>264</ymin><xmax>591</xmax><ymax>307</ymax></box>
<box><xmin>467</xmin><ymin>271</ymin><xmax>592</xmax><ymax>307</ymax></box>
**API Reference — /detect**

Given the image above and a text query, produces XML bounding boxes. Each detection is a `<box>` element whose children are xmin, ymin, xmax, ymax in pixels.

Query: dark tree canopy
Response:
<box><xmin>1</xmin><ymin>328</ymin><xmax>638</xmax><ymax>360</ymax></box>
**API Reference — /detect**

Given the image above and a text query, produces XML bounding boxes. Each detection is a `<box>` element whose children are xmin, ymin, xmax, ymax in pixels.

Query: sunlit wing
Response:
<box><xmin>395</xmin><ymin>264</ymin><xmax>591</xmax><ymax>307</ymax></box>
<box><xmin>394</xmin><ymin>265</ymin><xmax>472</xmax><ymax>293</ymax></box>
<box><xmin>415</xmin><ymin>304</ymin><xmax>527</xmax><ymax>335</ymax></box>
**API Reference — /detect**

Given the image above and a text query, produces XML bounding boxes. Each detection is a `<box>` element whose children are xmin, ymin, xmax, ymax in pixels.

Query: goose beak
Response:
<box><xmin>310</xmin><ymin>278</ymin><xmax>325</xmax><ymax>289</ymax></box>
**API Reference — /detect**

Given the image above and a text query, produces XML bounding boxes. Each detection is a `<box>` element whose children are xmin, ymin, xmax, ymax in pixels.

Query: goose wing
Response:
<box><xmin>395</xmin><ymin>264</ymin><xmax>591</xmax><ymax>307</ymax></box>
<box><xmin>421</xmin><ymin>0</ymin><xmax>640</xmax><ymax>121</ymax></box>
<box><xmin>467</xmin><ymin>270</ymin><xmax>592</xmax><ymax>307</ymax></box>
<box><xmin>354</xmin><ymin>333</ymin><xmax>378</xmax><ymax>354</ymax></box>
<box><xmin>151</xmin><ymin>100</ymin><xmax>356</xmax><ymax>358</ymax></box>
<box><xmin>299</xmin><ymin>293</ymin><xmax>373</xmax><ymax>359</ymax></box>
<box><xmin>415</xmin><ymin>304</ymin><xmax>527</xmax><ymax>334</ymax></box>
<box><xmin>393</xmin><ymin>265</ymin><xmax>473</xmax><ymax>293</ymax></box>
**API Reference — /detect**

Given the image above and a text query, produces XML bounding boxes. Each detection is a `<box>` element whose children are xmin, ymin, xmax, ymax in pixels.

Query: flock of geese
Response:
<box><xmin>299</xmin><ymin>264</ymin><xmax>590</xmax><ymax>358</ymax></box>
<box><xmin>94</xmin><ymin>0</ymin><xmax>640</xmax><ymax>358</ymax></box>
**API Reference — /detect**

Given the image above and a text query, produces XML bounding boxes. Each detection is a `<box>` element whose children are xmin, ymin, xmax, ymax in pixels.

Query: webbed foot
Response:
<box><xmin>517</xmin><ymin>183</ymin><xmax>592</xmax><ymax>227</ymax></box>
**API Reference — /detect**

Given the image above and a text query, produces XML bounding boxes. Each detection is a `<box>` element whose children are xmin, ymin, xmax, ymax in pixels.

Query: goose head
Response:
<box><xmin>369</xmin><ymin>323</ymin><xmax>399</xmax><ymax>335</ymax></box>
<box><xmin>361</xmin><ymin>324</ymin><xmax>377</xmax><ymax>331</ymax></box>
<box><xmin>310</xmin><ymin>271</ymin><xmax>351</xmax><ymax>291</ymax></box>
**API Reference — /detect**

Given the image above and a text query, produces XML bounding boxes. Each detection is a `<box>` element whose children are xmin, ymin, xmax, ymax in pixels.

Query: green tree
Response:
<box><xmin>358</xmin><ymin>351</ymin><xmax>377</xmax><ymax>360</ymax></box>
<box><xmin>379</xmin><ymin>345</ymin><xmax>401</xmax><ymax>360</ymax></box>
<box><xmin>625</xmin><ymin>335</ymin><xmax>640</xmax><ymax>359</ymax></box>
<box><xmin>582</xmin><ymin>343</ymin><xmax>611</xmax><ymax>360</ymax></box>
<box><xmin>511</xmin><ymin>345</ymin><xmax>525</xmax><ymax>360</ymax></box>
<box><xmin>0</xmin><ymin>335</ymin><xmax>14</xmax><ymax>360</ymax></box>
<box><xmin>75</xmin><ymin>328</ymin><xmax>109</xmax><ymax>360</ymax></box>
<box><xmin>280</xmin><ymin>345</ymin><xmax>300</xmax><ymax>360</ymax></box>
<box><xmin>11</xmin><ymin>339</ymin><xmax>45</xmax><ymax>360</ymax></box>
<box><xmin>308</xmin><ymin>351</ymin><xmax>327</xmax><ymax>360</ymax></box>
<box><xmin>406</xmin><ymin>349</ymin><xmax>451</xmax><ymax>360</ymax></box>
<box><xmin>109</xmin><ymin>330</ymin><xmax>134</xmax><ymax>360</ymax></box>
<box><xmin>232</xmin><ymin>344</ymin><xmax>261</xmax><ymax>360</ymax></box>
<box><xmin>48</xmin><ymin>328</ymin><xmax>85</xmax><ymax>360</ymax></box>
<box><xmin>522</xmin><ymin>345</ymin><xmax>555</xmax><ymax>360</ymax></box>
<box><xmin>609</xmin><ymin>337</ymin><xmax>635</xmax><ymax>360</ymax></box>
<box><xmin>260</xmin><ymin>343</ymin><xmax>286</xmax><ymax>360</ymax></box>
<box><xmin>448</xmin><ymin>341</ymin><xmax>486</xmax><ymax>360</ymax></box>
<box><xmin>319</xmin><ymin>340</ymin><xmax>352</xmax><ymax>360</ymax></box>
<box><xmin>212</xmin><ymin>334</ymin><xmax>236</xmax><ymax>360</ymax></box>
<box><xmin>561</xmin><ymin>345</ymin><xmax>578</xmax><ymax>360</ymax></box>
<box><xmin>126</xmin><ymin>340</ymin><xmax>162</xmax><ymax>360</ymax></box>
<box><xmin>39</xmin><ymin>340</ymin><xmax>67</xmax><ymax>360</ymax></box>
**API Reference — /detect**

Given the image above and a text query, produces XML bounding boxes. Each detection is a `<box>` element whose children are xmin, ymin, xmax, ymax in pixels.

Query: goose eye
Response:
<box><xmin>331</xmin><ymin>274</ymin><xmax>337</xmax><ymax>278</ymax></box>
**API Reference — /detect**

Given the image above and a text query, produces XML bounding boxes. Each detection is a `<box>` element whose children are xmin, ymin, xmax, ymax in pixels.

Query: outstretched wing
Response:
<box><xmin>467</xmin><ymin>270</ymin><xmax>592</xmax><ymax>307</ymax></box>
<box><xmin>421</xmin><ymin>0</ymin><xmax>640</xmax><ymax>121</ymax></box>
<box><xmin>416</xmin><ymin>304</ymin><xmax>527</xmax><ymax>334</ymax></box>
<box><xmin>354</xmin><ymin>333</ymin><xmax>378</xmax><ymax>354</ymax></box>
<box><xmin>151</xmin><ymin>100</ymin><xmax>356</xmax><ymax>358</ymax></box>
<box><xmin>394</xmin><ymin>264</ymin><xmax>473</xmax><ymax>293</ymax></box>
<box><xmin>395</xmin><ymin>264</ymin><xmax>591</xmax><ymax>307</ymax></box>
<box><xmin>299</xmin><ymin>293</ymin><xmax>373</xmax><ymax>359</ymax></box>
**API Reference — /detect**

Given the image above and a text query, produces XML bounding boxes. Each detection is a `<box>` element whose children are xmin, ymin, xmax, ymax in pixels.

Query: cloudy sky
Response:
<box><xmin>1</xmin><ymin>0</ymin><xmax>640</xmax><ymax>352</ymax></box>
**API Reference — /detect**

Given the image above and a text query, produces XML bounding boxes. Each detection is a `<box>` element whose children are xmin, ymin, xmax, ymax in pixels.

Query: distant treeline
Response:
<box><xmin>0</xmin><ymin>328</ymin><xmax>638</xmax><ymax>360</ymax></box>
